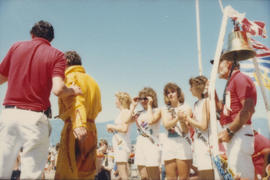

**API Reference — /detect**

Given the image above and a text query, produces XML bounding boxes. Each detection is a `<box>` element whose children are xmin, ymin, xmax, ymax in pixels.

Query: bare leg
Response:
<box><xmin>199</xmin><ymin>170</ymin><xmax>214</xmax><ymax>180</ymax></box>
<box><xmin>146</xmin><ymin>166</ymin><xmax>160</xmax><ymax>180</ymax></box>
<box><xmin>164</xmin><ymin>159</ymin><xmax>177</xmax><ymax>180</ymax></box>
<box><xmin>176</xmin><ymin>159</ymin><xmax>192</xmax><ymax>180</ymax></box>
<box><xmin>138</xmin><ymin>165</ymin><xmax>148</xmax><ymax>180</ymax></box>
<box><xmin>117</xmin><ymin>162</ymin><xmax>129</xmax><ymax>180</ymax></box>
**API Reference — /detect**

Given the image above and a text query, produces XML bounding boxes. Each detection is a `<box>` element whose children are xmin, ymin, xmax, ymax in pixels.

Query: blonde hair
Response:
<box><xmin>115</xmin><ymin>92</ymin><xmax>132</xmax><ymax>109</ymax></box>
<box><xmin>138</xmin><ymin>87</ymin><xmax>158</xmax><ymax>108</ymax></box>
<box><xmin>163</xmin><ymin>82</ymin><xmax>184</xmax><ymax>105</ymax></box>
<box><xmin>189</xmin><ymin>75</ymin><xmax>208</xmax><ymax>95</ymax></box>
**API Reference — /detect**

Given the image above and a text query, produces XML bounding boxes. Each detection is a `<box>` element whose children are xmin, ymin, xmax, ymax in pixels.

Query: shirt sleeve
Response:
<box><xmin>234</xmin><ymin>74</ymin><xmax>253</xmax><ymax>102</ymax></box>
<box><xmin>0</xmin><ymin>43</ymin><xmax>19</xmax><ymax>76</ymax></box>
<box><xmin>65</xmin><ymin>74</ymin><xmax>88</xmax><ymax>130</ymax></box>
<box><xmin>52</xmin><ymin>52</ymin><xmax>66</xmax><ymax>79</ymax></box>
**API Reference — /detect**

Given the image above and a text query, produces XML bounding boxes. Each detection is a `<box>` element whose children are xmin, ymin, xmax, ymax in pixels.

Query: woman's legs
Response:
<box><xmin>176</xmin><ymin>159</ymin><xmax>192</xmax><ymax>180</ymax></box>
<box><xmin>138</xmin><ymin>165</ymin><xmax>148</xmax><ymax>180</ymax></box>
<box><xmin>117</xmin><ymin>162</ymin><xmax>128</xmax><ymax>180</ymax></box>
<box><xmin>146</xmin><ymin>166</ymin><xmax>160</xmax><ymax>180</ymax></box>
<box><xmin>198</xmin><ymin>169</ymin><xmax>214</xmax><ymax>180</ymax></box>
<box><xmin>165</xmin><ymin>159</ymin><xmax>177</xmax><ymax>180</ymax></box>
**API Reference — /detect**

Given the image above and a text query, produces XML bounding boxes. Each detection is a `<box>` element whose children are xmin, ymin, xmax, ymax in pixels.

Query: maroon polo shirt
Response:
<box><xmin>220</xmin><ymin>70</ymin><xmax>257</xmax><ymax>126</ymax></box>
<box><xmin>0</xmin><ymin>37</ymin><xmax>66</xmax><ymax>111</ymax></box>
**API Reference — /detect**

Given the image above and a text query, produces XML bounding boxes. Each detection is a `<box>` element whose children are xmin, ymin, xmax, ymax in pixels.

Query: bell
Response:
<box><xmin>221</xmin><ymin>31</ymin><xmax>256</xmax><ymax>61</ymax></box>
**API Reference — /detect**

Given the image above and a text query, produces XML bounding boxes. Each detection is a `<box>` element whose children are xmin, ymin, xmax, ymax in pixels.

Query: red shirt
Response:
<box><xmin>220</xmin><ymin>70</ymin><xmax>257</xmax><ymax>126</ymax></box>
<box><xmin>252</xmin><ymin>132</ymin><xmax>270</xmax><ymax>176</ymax></box>
<box><xmin>0</xmin><ymin>37</ymin><xmax>66</xmax><ymax>111</ymax></box>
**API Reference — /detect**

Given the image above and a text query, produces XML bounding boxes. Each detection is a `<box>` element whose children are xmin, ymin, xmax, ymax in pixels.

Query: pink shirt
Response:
<box><xmin>220</xmin><ymin>70</ymin><xmax>257</xmax><ymax>126</ymax></box>
<box><xmin>0</xmin><ymin>37</ymin><xmax>66</xmax><ymax>111</ymax></box>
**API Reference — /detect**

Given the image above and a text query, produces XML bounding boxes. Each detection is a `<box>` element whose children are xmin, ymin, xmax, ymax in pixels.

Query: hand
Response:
<box><xmin>218</xmin><ymin>130</ymin><xmax>232</xmax><ymax>143</ymax></box>
<box><xmin>106</xmin><ymin>124</ymin><xmax>114</xmax><ymax>133</ymax></box>
<box><xmin>177</xmin><ymin>110</ymin><xmax>188</xmax><ymax>121</ymax></box>
<box><xmin>73</xmin><ymin>127</ymin><xmax>88</xmax><ymax>142</ymax></box>
<box><xmin>131</xmin><ymin>98</ymin><xmax>139</xmax><ymax>107</ymax></box>
<box><xmin>70</xmin><ymin>82</ymin><xmax>82</xmax><ymax>95</ymax></box>
<box><xmin>146</xmin><ymin>96</ymin><xmax>153</xmax><ymax>106</ymax></box>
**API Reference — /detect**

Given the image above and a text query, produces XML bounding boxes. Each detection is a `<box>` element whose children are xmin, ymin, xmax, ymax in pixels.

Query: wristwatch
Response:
<box><xmin>226</xmin><ymin>127</ymin><xmax>234</xmax><ymax>137</ymax></box>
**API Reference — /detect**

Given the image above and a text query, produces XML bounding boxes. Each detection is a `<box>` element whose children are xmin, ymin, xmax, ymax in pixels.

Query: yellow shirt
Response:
<box><xmin>58</xmin><ymin>65</ymin><xmax>102</xmax><ymax>129</ymax></box>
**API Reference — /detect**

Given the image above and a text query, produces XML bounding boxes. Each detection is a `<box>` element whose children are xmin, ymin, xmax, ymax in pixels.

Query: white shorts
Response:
<box><xmin>193</xmin><ymin>138</ymin><xmax>213</xmax><ymax>170</ymax></box>
<box><xmin>112</xmin><ymin>136</ymin><xmax>130</xmax><ymax>163</ymax></box>
<box><xmin>224</xmin><ymin>124</ymin><xmax>255</xmax><ymax>178</ymax></box>
<box><xmin>162</xmin><ymin>136</ymin><xmax>192</xmax><ymax>162</ymax></box>
<box><xmin>135</xmin><ymin>135</ymin><xmax>161</xmax><ymax>167</ymax></box>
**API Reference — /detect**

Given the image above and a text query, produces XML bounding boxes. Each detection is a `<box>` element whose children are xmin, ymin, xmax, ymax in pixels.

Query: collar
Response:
<box><xmin>32</xmin><ymin>37</ymin><xmax>51</xmax><ymax>46</ymax></box>
<box><xmin>65</xmin><ymin>65</ymin><xmax>85</xmax><ymax>76</ymax></box>
<box><xmin>228</xmin><ymin>70</ymin><xmax>240</xmax><ymax>82</ymax></box>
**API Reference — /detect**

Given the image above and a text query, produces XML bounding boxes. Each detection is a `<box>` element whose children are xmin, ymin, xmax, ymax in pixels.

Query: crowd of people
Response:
<box><xmin>0</xmin><ymin>19</ymin><xmax>269</xmax><ymax>180</ymax></box>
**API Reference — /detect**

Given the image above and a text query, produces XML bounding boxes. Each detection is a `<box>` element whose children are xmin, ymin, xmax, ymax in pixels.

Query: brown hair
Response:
<box><xmin>189</xmin><ymin>75</ymin><xmax>208</xmax><ymax>95</ymax></box>
<box><xmin>115</xmin><ymin>92</ymin><xmax>132</xmax><ymax>109</ymax></box>
<box><xmin>138</xmin><ymin>87</ymin><xmax>158</xmax><ymax>108</ymax></box>
<box><xmin>65</xmin><ymin>51</ymin><xmax>82</xmax><ymax>66</ymax></box>
<box><xmin>163</xmin><ymin>83</ymin><xmax>184</xmax><ymax>105</ymax></box>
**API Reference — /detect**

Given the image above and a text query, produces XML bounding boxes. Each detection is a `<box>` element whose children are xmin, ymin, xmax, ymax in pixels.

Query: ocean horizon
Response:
<box><xmin>49</xmin><ymin>117</ymin><xmax>270</xmax><ymax>146</ymax></box>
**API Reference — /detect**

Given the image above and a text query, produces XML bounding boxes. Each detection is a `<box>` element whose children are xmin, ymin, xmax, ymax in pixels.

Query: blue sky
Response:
<box><xmin>0</xmin><ymin>0</ymin><xmax>270</xmax><ymax>135</ymax></box>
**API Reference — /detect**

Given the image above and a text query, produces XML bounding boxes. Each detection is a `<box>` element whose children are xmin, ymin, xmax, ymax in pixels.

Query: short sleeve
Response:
<box><xmin>52</xmin><ymin>52</ymin><xmax>66</xmax><ymax>79</ymax></box>
<box><xmin>0</xmin><ymin>43</ymin><xmax>19</xmax><ymax>76</ymax></box>
<box><xmin>234</xmin><ymin>75</ymin><xmax>253</xmax><ymax>101</ymax></box>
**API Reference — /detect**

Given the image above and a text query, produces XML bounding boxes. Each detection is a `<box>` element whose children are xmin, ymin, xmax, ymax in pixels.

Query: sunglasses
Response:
<box><xmin>134</xmin><ymin>97</ymin><xmax>148</xmax><ymax>102</ymax></box>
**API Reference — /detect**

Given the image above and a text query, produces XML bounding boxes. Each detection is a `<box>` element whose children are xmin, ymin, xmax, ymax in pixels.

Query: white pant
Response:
<box><xmin>224</xmin><ymin>124</ymin><xmax>255</xmax><ymax>179</ymax></box>
<box><xmin>0</xmin><ymin>109</ymin><xmax>50</xmax><ymax>179</ymax></box>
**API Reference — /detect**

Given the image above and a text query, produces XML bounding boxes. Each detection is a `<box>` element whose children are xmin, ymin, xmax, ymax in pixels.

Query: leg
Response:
<box><xmin>0</xmin><ymin>110</ymin><xmax>23</xmax><ymax>179</ymax></box>
<box><xmin>198</xmin><ymin>170</ymin><xmax>214</xmax><ymax>180</ymax></box>
<box><xmin>164</xmin><ymin>159</ymin><xmax>177</xmax><ymax>180</ymax></box>
<box><xmin>176</xmin><ymin>159</ymin><xmax>192</xmax><ymax>180</ymax></box>
<box><xmin>20</xmin><ymin>113</ymin><xmax>50</xmax><ymax>179</ymax></box>
<box><xmin>117</xmin><ymin>162</ymin><xmax>129</xmax><ymax>180</ymax></box>
<box><xmin>146</xmin><ymin>166</ymin><xmax>160</xmax><ymax>180</ymax></box>
<box><xmin>138</xmin><ymin>165</ymin><xmax>148</xmax><ymax>180</ymax></box>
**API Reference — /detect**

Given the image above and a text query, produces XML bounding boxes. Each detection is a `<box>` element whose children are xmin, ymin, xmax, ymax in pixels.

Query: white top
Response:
<box><xmin>137</xmin><ymin>108</ymin><xmax>160</xmax><ymax>138</ymax></box>
<box><xmin>193</xmin><ymin>98</ymin><xmax>210</xmax><ymax>140</ymax></box>
<box><xmin>163</xmin><ymin>103</ymin><xmax>191</xmax><ymax>138</ymax></box>
<box><xmin>113</xmin><ymin>109</ymin><xmax>131</xmax><ymax>147</ymax></box>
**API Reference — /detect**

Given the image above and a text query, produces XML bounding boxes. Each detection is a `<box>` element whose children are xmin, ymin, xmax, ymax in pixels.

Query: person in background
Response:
<box><xmin>55</xmin><ymin>50</ymin><xmax>102</xmax><ymax>179</ymax></box>
<box><xmin>252</xmin><ymin>130</ymin><xmax>270</xmax><ymax>179</ymax></box>
<box><xmin>96</xmin><ymin>139</ymin><xmax>111</xmax><ymax>180</ymax></box>
<box><xmin>132</xmin><ymin>87</ymin><xmax>162</xmax><ymax>180</ymax></box>
<box><xmin>107</xmin><ymin>92</ymin><xmax>136</xmax><ymax>180</ymax></box>
<box><xmin>0</xmin><ymin>20</ymin><xmax>81</xmax><ymax>179</ymax></box>
<box><xmin>184</xmin><ymin>76</ymin><xmax>214</xmax><ymax>179</ymax></box>
<box><xmin>161</xmin><ymin>82</ymin><xmax>193</xmax><ymax>180</ymax></box>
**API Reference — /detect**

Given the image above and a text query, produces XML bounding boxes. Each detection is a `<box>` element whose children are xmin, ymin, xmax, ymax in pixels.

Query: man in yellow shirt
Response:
<box><xmin>55</xmin><ymin>51</ymin><xmax>102</xmax><ymax>179</ymax></box>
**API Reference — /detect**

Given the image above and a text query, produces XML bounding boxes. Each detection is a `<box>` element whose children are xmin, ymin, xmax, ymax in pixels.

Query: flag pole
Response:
<box><xmin>195</xmin><ymin>0</ymin><xmax>203</xmax><ymax>75</ymax></box>
<box><xmin>208</xmin><ymin>6</ymin><xmax>229</xmax><ymax>179</ymax></box>
<box><xmin>252</xmin><ymin>58</ymin><xmax>270</xmax><ymax>132</ymax></box>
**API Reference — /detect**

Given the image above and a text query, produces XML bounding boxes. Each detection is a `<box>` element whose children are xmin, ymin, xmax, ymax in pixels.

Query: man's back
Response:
<box><xmin>0</xmin><ymin>37</ymin><xmax>66</xmax><ymax>111</ymax></box>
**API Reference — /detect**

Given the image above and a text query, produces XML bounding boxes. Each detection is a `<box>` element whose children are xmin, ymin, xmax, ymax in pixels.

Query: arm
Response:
<box><xmin>161</xmin><ymin>108</ymin><xmax>180</xmax><ymax>129</ymax></box>
<box><xmin>0</xmin><ymin>74</ymin><xmax>7</xmax><ymax>85</ymax></box>
<box><xmin>185</xmin><ymin>99</ymin><xmax>209</xmax><ymax>131</ymax></box>
<box><xmin>52</xmin><ymin>76</ymin><xmax>81</xmax><ymax>97</ymax></box>
<box><xmin>178</xmin><ymin>106</ymin><xmax>192</xmax><ymax>134</ymax></box>
<box><xmin>145</xmin><ymin>96</ymin><xmax>161</xmax><ymax>125</ymax></box>
<box><xmin>218</xmin><ymin>98</ymin><xmax>255</xmax><ymax>142</ymax></box>
<box><xmin>228</xmin><ymin>98</ymin><xmax>255</xmax><ymax>133</ymax></box>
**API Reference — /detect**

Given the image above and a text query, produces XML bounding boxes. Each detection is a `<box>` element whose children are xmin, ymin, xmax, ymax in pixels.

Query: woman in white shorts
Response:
<box><xmin>161</xmin><ymin>82</ymin><xmax>193</xmax><ymax>180</ymax></box>
<box><xmin>106</xmin><ymin>92</ymin><xmax>135</xmax><ymax>180</ymax></box>
<box><xmin>130</xmin><ymin>87</ymin><xmax>162</xmax><ymax>180</ymax></box>
<box><xmin>184</xmin><ymin>76</ymin><xmax>214</xmax><ymax>180</ymax></box>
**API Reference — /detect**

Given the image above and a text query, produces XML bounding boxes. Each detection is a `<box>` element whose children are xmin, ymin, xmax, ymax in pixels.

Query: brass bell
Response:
<box><xmin>221</xmin><ymin>31</ymin><xmax>256</xmax><ymax>61</ymax></box>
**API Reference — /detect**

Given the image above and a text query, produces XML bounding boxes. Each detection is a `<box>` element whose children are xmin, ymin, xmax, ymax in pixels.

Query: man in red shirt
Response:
<box><xmin>0</xmin><ymin>20</ymin><xmax>81</xmax><ymax>179</ymax></box>
<box><xmin>215</xmin><ymin>56</ymin><xmax>257</xmax><ymax>179</ymax></box>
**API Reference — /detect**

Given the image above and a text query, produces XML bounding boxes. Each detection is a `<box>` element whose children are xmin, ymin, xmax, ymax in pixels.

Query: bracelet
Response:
<box><xmin>226</xmin><ymin>128</ymin><xmax>234</xmax><ymax>137</ymax></box>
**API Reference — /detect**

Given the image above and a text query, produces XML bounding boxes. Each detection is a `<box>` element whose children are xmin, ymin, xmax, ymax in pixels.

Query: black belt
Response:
<box><xmin>5</xmin><ymin>105</ymin><xmax>52</xmax><ymax>118</ymax></box>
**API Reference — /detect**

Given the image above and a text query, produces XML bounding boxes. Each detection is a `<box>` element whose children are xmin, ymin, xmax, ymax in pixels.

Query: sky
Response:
<box><xmin>0</xmin><ymin>0</ymin><xmax>270</xmax><ymax>135</ymax></box>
